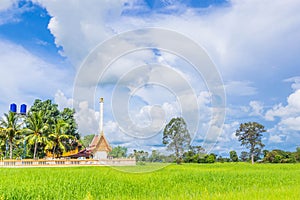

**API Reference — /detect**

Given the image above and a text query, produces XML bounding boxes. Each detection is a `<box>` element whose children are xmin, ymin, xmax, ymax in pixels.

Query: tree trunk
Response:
<box><xmin>175</xmin><ymin>145</ymin><xmax>181</xmax><ymax>164</ymax></box>
<box><xmin>251</xmin><ymin>153</ymin><xmax>254</xmax><ymax>164</ymax></box>
<box><xmin>9</xmin><ymin>140</ymin><xmax>13</xmax><ymax>159</ymax></box>
<box><xmin>53</xmin><ymin>146</ymin><xmax>56</xmax><ymax>159</ymax></box>
<box><xmin>34</xmin><ymin>142</ymin><xmax>38</xmax><ymax>160</ymax></box>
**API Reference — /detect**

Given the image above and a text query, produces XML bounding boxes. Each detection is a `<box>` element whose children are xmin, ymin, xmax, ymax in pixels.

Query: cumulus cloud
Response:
<box><xmin>0</xmin><ymin>1</ymin><xmax>39</xmax><ymax>25</ymax></box>
<box><xmin>0</xmin><ymin>0</ymin><xmax>20</xmax><ymax>25</ymax></box>
<box><xmin>284</xmin><ymin>76</ymin><xmax>300</xmax><ymax>90</ymax></box>
<box><xmin>32</xmin><ymin>0</ymin><xmax>124</xmax><ymax>66</ymax></box>
<box><xmin>265</xmin><ymin>89</ymin><xmax>300</xmax><ymax>122</ymax></box>
<box><xmin>280</xmin><ymin>117</ymin><xmax>300</xmax><ymax>131</ymax></box>
<box><xmin>54</xmin><ymin>90</ymin><xmax>74</xmax><ymax>110</ymax></box>
<box><xmin>0</xmin><ymin>40</ymin><xmax>71</xmax><ymax>114</ymax></box>
<box><xmin>0</xmin><ymin>0</ymin><xmax>15</xmax><ymax>11</ymax></box>
<box><xmin>30</xmin><ymin>0</ymin><xmax>300</xmax><ymax>79</ymax></box>
<box><xmin>264</xmin><ymin>88</ymin><xmax>300</xmax><ymax>147</ymax></box>
<box><xmin>53</xmin><ymin>88</ymin><xmax>222</xmax><ymax>153</ymax></box>
<box><xmin>269</xmin><ymin>134</ymin><xmax>284</xmax><ymax>143</ymax></box>
<box><xmin>54</xmin><ymin>90</ymin><xmax>99</xmax><ymax>135</ymax></box>
<box><xmin>53</xmin><ymin>90</ymin><xmax>167</xmax><ymax>151</ymax></box>
<box><xmin>192</xmin><ymin>119</ymin><xmax>241</xmax><ymax>154</ymax></box>
<box><xmin>5</xmin><ymin>0</ymin><xmax>298</xmax><ymax>153</ymax></box>
<box><xmin>30</xmin><ymin>0</ymin><xmax>299</xmax><ymax>122</ymax></box>
<box><xmin>249</xmin><ymin>101</ymin><xmax>264</xmax><ymax>116</ymax></box>
<box><xmin>266</xmin><ymin>123</ymin><xmax>299</xmax><ymax>150</ymax></box>
<box><xmin>75</xmin><ymin>101</ymin><xmax>100</xmax><ymax>135</ymax></box>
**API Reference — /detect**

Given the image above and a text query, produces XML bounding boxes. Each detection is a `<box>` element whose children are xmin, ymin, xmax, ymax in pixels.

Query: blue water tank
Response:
<box><xmin>20</xmin><ymin>104</ymin><xmax>27</xmax><ymax>115</ymax></box>
<box><xmin>10</xmin><ymin>103</ymin><xmax>17</xmax><ymax>113</ymax></box>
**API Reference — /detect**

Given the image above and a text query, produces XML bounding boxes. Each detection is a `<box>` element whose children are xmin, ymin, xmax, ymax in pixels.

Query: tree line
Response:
<box><xmin>1</xmin><ymin>100</ymin><xmax>299</xmax><ymax>164</ymax></box>
<box><xmin>0</xmin><ymin>99</ymin><xmax>79</xmax><ymax>159</ymax></box>
<box><xmin>106</xmin><ymin>117</ymin><xmax>300</xmax><ymax>164</ymax></box>
<box><xmin>107</xmin><ymin>146</ymin><xmax>300</xmax><ymax>164</ymax></box>
<box><xmin>162</xmin><ymin>118</ymin><xmax>300</xmax><ymax>164</ymax></box>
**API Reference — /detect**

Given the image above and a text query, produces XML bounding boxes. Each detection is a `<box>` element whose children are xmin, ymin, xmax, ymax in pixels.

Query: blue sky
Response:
<box><xmin>0</xmin><ymin>0</ymin><xmax>300</xmax><ymax>156</ymax></box>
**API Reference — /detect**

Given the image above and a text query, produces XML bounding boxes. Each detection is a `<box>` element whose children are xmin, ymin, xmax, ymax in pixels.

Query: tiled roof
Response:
<box><xmin>88</xmin><ymin>134</ymin><xmax>112</xmax><ymax>153</ymax></box>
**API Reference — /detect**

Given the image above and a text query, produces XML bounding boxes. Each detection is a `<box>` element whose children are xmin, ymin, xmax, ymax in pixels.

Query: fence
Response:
<box><xmin>0</xmin><ymin>158</ymin><xmax>136</xmax><ymax>167</ymax></box>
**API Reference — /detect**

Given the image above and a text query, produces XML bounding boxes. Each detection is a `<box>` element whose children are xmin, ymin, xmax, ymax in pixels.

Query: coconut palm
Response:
<box><xmin>0</xmin><ymin>127</ymin><xmax>6</xmax><ymax>158</ymax></box>
<box><xmin>46</xmin><ymin>119</ymin><xmax>72</xmax><ymax>158</ymax></box>
<box><xmin>24</xmin><ymin>111</ymin><xmax>48</xmax><ymax>159</ymax></box>
<box><xmin>0</xmin><ymin>112</ymin><xmax>22</xmax><ymax>159</ymax></box>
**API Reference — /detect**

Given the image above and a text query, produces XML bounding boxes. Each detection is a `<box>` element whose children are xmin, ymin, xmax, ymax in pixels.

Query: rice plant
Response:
<box><xmin>0</xmin><ymin>163</ymin><xmax>299</xmax><ymax>199</ymax></box>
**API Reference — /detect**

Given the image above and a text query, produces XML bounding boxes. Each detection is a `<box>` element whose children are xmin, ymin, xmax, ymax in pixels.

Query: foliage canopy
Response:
<box><xmin>236</xmin><ymin>122</ymin><xmax>266</xmax><ymax>164</ymax></box>
<box><xmin>163</xmin><ymin>117</ymin><xmax>191</xmax><ymax>164</ymax></box>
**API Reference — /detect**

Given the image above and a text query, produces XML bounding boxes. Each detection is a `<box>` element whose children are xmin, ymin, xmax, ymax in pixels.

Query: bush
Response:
<box><xmin>205</xmin><ymin>154</ymin><xmax>216</xmax><ymax>163</ymax></box>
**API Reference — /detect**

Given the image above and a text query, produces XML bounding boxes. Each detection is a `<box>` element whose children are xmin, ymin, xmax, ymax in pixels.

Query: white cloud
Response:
<box><xmin>0</xmin><ymin>40</ymin><xmax>71</xmax><ymax>115</ymax></box>
<box><xmin>225</xmin><ymin>81</ymin><xmax>257</xmax><ymax>96</ymax></box>
<box><xmin>53</xmin><ymin>89</ymin><xmax>224</xmax><ymax>153</ymax></box>
<box><xmin>31</xmin><ymin>0</ymin><xmax>299</xmax><ymax>119</ymax></box>
<box><xmin>265</xmin><ymin>88</ymin><xmax>300</xmax><ymax>146</ymax></box>
<box><xmin>33</xmin><ymin>0</ymin><xmax>124</xmax><ymax>66</ymax></box>
<box><xmin>30</xmin><ymin>0</ymin><xmax>300</xmax><ymax>78</ymax></box>
<box><xmin>265</xmin><ymin>89</ymin><xmax>300</xmax><ymax>121</ymax></box>
<box><xmin>53</xmin><ymin>90</ymin><xmax>168</xmax><ymax>152</ymax></box>
<box><xmin>192</xmin><ymin>119</ymin><xmax>241</xmax><ymax>154</ymax></box>
<box><xmin>269</xmin><ymin>134</ymin><xmax>284</xmax><ymax>143</ymax></box>
<box><xmin>0</xmin><ymin>0</ymin><xmax>15</xmax><ymax>11</ymax></box>
<box><xmin>0</xmin><ymin>0</ymin><xmax>20</xmax><ymax>25</ymax></box>
<box><xmin>17</xmin><ymin>0</ymin><xmax>300</xmax><ymax>153</ymax></box>
<box><xmin>54</xmin><ymin>90</ymin><xmax>99</xmax><ymax>135</ymax></box>
<box><xmin>284</xmin><ymin>76</ymin><xmax>300</xmax><ymax>90</ymax></box>
<box><xmin>249</xmin><ymin>101</ymin><xmax>264</xmax><ymax>116</ymax></box>
<box><xmin>54</xmin><ymin>90</ymin><xmax>74</xmax><ymax>110</ymax></box>
<box><xmin>75</xmin><ymin>101</ymin><xmax>100</xmax><ymax>135</ymax></box>
<box><xmin>280</xmin><ymin>117</ymin><xmax>300</xmax><ymax>131</ymax></box>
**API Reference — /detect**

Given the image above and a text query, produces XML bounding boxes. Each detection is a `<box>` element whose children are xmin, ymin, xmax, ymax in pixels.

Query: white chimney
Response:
<box><xmin>99</xmin><ymin>97</ymin><xmax>104</xmax><ymax>135</ymax></box>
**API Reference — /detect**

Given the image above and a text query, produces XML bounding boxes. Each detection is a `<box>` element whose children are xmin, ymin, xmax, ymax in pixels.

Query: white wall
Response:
<box><xmin>94</xmin><ymin>151</ymin><xmax>107</xmax><ymax>160</ymax></box>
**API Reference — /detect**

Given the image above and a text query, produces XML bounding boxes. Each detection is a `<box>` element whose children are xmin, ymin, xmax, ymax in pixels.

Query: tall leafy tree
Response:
<box><xmin>239</xmin><ymin>151</ymin><xmax>249</xmax><ymax>162</ymax></box>
<box><xmin>29</xmin><ymin>99</ymin><xmax>60</xmax><ymax>126</ymax></box>
<box><xmin>29</xmin><ymin>100</ymin><xmax>78</xmax><ymax>136</ymax></box>
<box><xmin>59</xmin><ymin>108</ymin><xmax>79</xmax><ymax>151</ymax></box>
<box><xmin>47</xmin><ymin>119</ymin><xmax>71</xmax><ymax>158</ymax></box>
<box><xmin>24</xmin><ymin>111</ymin><xmax>48</xmax><ymax>159</ymax></box>
<box><xmin>133</xmin><ymin>149</ymin><xmax>149</xmax><ymax>162</ymax></box>
<box><xmin>183</xmin><ymin>146</ymin><xmax>206</xmax><ymax>163</ymax></box>
<box><xmin>0</xmin><ymin>112</ymin><xmax>22</xmax><ymax>159</ymax></box>
<box><xmin>295</xmin><ymin>147</ymin><xmax>300</xmax><ymax>162</ymax></box>
<box><xmin>60</xmin><ymin>108</ymin><xmax>79</xmax><ymax>139</ymax></box>
<box><xmin>230</xmin><ymin>150</ymin><xmax>238</xmax><ymax>162</ymax></box>
<box><xmin>192</xmin><ymin>145</ymin><xmax>205</xmax><ymax>155</ymax></box>
<box><xmin>81</xmin><ymin>134</ymin><xmax>95</xmax><ymax>148</ymax></box>
<box><xmin>163</xmin><ymin>117</ymin><xmax>191</xmax><ymax>164</ymax></box>
<box><xmin>109</xmin><ymin>146</ymin><xmax>127</xmax><ymax>158</ymax></box>
<box><xmin>0</xmin><ymin>127</ymin><xmax>7</xmax><ymax>158</ymax></box>
<box><xmin>235</xmin><ymin>122</ymin><xmax>266</xmax><ymax>164</ymax></box>
<box><xmin>149</xmin><ymin>150</ymin><xmax>163</xmax><ymax>162</ymax></box>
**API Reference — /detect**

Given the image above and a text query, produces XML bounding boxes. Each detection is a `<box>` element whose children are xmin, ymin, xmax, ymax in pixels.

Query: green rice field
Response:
<box><xmin>0</xmin><ymin>163</ymin><xmax>299</xmax><ymax>200</ymax></box>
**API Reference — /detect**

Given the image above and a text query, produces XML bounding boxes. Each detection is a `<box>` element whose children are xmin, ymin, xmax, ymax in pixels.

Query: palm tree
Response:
<box><xmin>47</xmin><ymin>119</ymin><xmax>72</xmax><ymax>158</ymax></box>
<box><xmin>0</xmin><ymin>112</ymin><xmax>22</xmax><ymax>159</ymax></box>
<box><xmin>0</xmin><ymin>127</ymin><xmax>6</xmax><ymax>158</ymax></box>
<box><xmin>24</xmin><ymin>111</ymin><xmax>48</xmax><ymax>159</ymax></box>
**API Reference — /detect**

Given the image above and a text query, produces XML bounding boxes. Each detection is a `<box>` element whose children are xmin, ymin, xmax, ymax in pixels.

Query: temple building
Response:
<box><xmin>88</xmin><ymin>98</ymin><xmax>112</xmax><ymax>159</ymax></box>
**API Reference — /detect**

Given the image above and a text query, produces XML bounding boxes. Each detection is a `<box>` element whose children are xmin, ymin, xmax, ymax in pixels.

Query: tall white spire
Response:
<box><xmin>99</xmin><ymin>97</ymin><xmax>104</xmax><ymax>135</ymax></box>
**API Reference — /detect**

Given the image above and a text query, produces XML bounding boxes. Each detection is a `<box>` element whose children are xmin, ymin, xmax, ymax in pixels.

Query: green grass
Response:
<box><xmin>0</xmin><ymin>163</ymin><xmax>299</xmax><ymax>199</ymax></box>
